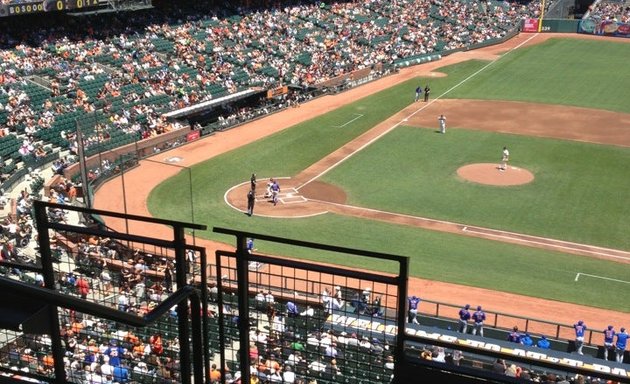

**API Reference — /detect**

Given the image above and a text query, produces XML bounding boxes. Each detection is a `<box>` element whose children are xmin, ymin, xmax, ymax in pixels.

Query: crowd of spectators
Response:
<box><xmin>0</xmin><ymin>0</ymin><xmax>539</xmax><ymax>188</ymax></box>
<box><xmin>2</xmin><ymin>0</ymin><xmax>626</xmax><ymax>383</ymax></box>
<box><xmin>586</xmin><ymin>0</ymin><xmax>630</xmax><ymax>22</ymax></box>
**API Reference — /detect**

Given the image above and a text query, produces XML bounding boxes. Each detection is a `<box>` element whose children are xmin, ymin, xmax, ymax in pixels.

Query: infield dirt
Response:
<box><xmin>95</xmin><ymin>33</ymin><xmax>630</xmax><ymax>331</ymax></box>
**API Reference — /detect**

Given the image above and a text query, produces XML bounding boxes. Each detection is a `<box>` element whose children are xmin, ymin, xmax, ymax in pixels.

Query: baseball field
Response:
<box><xmin>96</xmin><ymin>34</ymin><xmax>630</xmax><ymax>326</ymax></box>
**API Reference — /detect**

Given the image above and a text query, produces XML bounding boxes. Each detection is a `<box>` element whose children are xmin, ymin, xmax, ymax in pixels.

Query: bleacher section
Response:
<box><xmin>0</xmin><ymin>0</ymin><xmax>536</xmax><ymax>193</ymax></box>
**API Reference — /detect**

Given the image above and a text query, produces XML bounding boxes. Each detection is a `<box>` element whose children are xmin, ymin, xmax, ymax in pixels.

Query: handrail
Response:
<box><xmin>38</xmin><ymin>201</ymin><xmax>207</xmax><ymax>230</ymax></box>
<box><xmin>0</xmin><ymin>275</ymin><xmax>194</xmax><ymax>327</ymax></box>
<box><xmin>0</xmin><ymin>276</ymin><xmax>204</xmax><ymax>384</ymax></box>
<box><xmin>214</xmin><ymin>227</ymin><xmax>408</xmax><ymax>262</ymax></box>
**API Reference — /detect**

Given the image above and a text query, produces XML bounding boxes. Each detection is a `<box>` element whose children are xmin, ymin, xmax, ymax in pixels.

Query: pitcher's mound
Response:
<box><xmin>457</xmin><ymin>163</ymin><xmax>534</xmax><ymax>186</ymax></box>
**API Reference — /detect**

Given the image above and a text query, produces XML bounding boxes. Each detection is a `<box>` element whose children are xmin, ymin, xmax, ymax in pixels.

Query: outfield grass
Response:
<box><xmin>446</xmin><ymin>38</ymin><xmax>630</xmax><ymax>113</ymax></box>
<box><xmin>148</xmin><ymin>38</ymin><xmax>630</xmax><ymax>312</ymax></box>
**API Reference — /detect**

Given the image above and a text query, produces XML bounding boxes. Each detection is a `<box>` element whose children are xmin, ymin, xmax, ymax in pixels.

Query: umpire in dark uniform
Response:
<box><xmin>424</xmin><ymin>85</ymin><xmax>431</xmax><ymax>102</ymax></box>
<box><xmin>247</xmin><ymin>189</ymin><xmax>255</xmax><ymax>216</ymax></box>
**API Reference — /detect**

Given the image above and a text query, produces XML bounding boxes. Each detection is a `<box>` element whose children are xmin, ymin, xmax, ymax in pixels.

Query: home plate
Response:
<box><xmin>287</xmin><ymin>193</ymin><xmax>294</xmax><ymax>197</ymax></box>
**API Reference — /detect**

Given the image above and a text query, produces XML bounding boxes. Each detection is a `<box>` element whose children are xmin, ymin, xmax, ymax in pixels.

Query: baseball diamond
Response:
<box><xmin>4</xmin><ymin>1</ymin><xmax>630</xmax><ymax>382</ymax></box>
<box><xmin>92</xmin><ymin>32</ymin><xmax>630</xmax><ymax>334</ymax></box>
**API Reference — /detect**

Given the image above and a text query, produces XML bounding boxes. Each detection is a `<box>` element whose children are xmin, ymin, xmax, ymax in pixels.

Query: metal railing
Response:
<box><xmin>0</xmin><ymin>201</ymin><xmax>208</xmax><ymax>384</ymax></box>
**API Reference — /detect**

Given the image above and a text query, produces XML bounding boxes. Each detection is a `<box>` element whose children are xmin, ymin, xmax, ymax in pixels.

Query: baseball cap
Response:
<box><xmin>477</xmin><ymin>306</ymin><xmax>482</xmax><ymax>311</ymax></box>
<box><xmin>464</xmin><ymin>304</ymin><xmax>470</xmax><ymax>309</ymax></box>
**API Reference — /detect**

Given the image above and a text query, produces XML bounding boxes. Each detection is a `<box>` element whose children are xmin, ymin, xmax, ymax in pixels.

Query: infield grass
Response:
<box><xmin>148</xmin><ymin>38</ymin><xmax>630</xmax><ymax>312</ymax></box>
<box><xmin>321</xmin><ymin>127</ymin><xmax>630</xmax><ymax>250</ymax></box>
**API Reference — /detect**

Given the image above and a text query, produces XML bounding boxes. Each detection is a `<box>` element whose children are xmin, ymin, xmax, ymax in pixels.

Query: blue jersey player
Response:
<box><xmin>507</xmin><ymin>326</ymin><xmax>522</xmax><ymax>344</ymax></box>
<box><xmin>407</xmin><ymin>296</ymin><xmax>421</xmax><ymax>324</ymax></box>
<box><xmin>574</xmin><ymin>320</ymin><xmax>587</xmax><ymax>355</ymax></box>
<box><xmin>616</xmin><ymin>327</ymin><xmax>628</xmax><ymax>363</ymax></box>
<box><xmin>603</xmin><ymin>325</ymin><xmax>615</xmax><ymax>360</ymax></box>
<box><xmin>457</xmin><ymin>304</ymin><xmax>471</xmax><ymax>334</ymax></box>
<box><xmin>471</xmin><ymin>306</ymin><xmax>486</xmax><ymax>336</ymax></box>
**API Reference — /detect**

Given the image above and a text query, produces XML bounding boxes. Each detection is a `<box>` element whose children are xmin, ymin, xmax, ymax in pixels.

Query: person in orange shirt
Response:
<box><xmin>132</xmin><ymin>339</ymin><xmax>145</xmax><ymax>357</ymax></box>
<box><xmin>42</xmin><ymin>354</ymin><xmax>54</xmax><ymax>370</ymax></box>
<box><xmin>209</xmin><ymin>363</ymin><xmax>221</xmax><ymax>383</ymax></box>
<box><xmin>71</xmin><ymin>320</ymin><xmax>84</xmax><ymax>334</ymax></box>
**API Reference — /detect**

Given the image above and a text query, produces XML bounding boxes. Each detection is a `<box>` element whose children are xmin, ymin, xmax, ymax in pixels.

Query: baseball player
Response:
<box><xmin>408</xmin><ymin>295</ymin><xmax>421</xmax><ymax>324</ymax></box>
<box><xmin>499</xmin><ymin>146</ymin><xmax>509</xmax><ymax>171</ymax></box>
<box><xmin>603</xmin><ymin>325</ymin><xmax>615</xmax><ymax>360</ymax></box>
<box><xmin>457</xmin><ymin>304</ymin><xmax>471</xmax><ymax>333</ymax></box>
<box><xmin>270</xmin><ymin>179</ymin><xmax>280</xmax><ymax>206</ymax></box>
<box><xmin>615</xmin><ymin>327</ymin><xmax>628</xmax><ymax>363</ymax></box>
<box><xmin>574</xmin><ymin>320</ymin><xmax>587</xmax><ymax>355</ymax></box>
<box><xmin>438</xmin><ymin>114</ymin><xmax>446</xmax><ymax>134</ymax></box>
<box><xmin>471</xmin><ymin>305</ymin><xmax>486</xmax><ymax>336</ymax></box>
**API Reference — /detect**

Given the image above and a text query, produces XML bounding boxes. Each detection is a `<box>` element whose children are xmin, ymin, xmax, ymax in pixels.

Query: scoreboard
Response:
<box><xmin>0</xmin><ymin>0</ymin><xmax>101</xmax><ymax>17</ymax></box>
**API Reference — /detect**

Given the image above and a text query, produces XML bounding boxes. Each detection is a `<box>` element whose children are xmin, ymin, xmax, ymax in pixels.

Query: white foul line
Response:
<box><xmin>305</xmin><ymin>198</ymin><xmax>630</xmax><ymax>261</ymax></box>
<box><xmin>462</xmin><ymin>226</ymin><xmax>630</xmax><ymax>261</ymax></box>
<box><xmin>297</xmin><ymin>33</ymin><xmax>541</xmax><ymax>190</ymax></box>
<box><xmin>575</xmin><ymin>273</ymin><xmax>630</xmax><ymax>284</ymax></box>
<box><xmin>332</xmin><ymin>114</ymin><xmax>364</xmax><ymax>128</ymax></box>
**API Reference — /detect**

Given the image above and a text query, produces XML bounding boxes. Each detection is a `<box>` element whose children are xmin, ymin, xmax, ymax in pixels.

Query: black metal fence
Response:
<box><xmin>212</xmin><ymin>227</ymin><xmax>409</xmax><ymax>384</ymax></box>
<box><xmin>0</xmin><ymin>201</ymin><xmax>208</xmax><ymax>384</ymax></box>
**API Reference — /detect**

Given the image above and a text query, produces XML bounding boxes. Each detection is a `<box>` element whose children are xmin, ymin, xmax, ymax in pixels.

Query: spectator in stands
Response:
<box><xmin>369</xmin><ymin>295</ymin><xmax>383</xmax><ymax>317</ymax></box>
<box><xmin>112</xmin><ymin>360</ymin><xmax>130</xmax><ymax>383</ymax></box>
<box><xmin>104</xmin><ymin>339</ymin><xmax>126</xmax><ymax>367</ymax></box>
<box><xmin>450</xmin><ymin>350</ymin><xmax>463</xmax><ymax>367</ymax></box>
<box><xmin>334</xmin><ymin>285</ymin><xmax>343</xmax><ymax>303</ymax></box>
<box><xmin>300</xmin><ymin>305</ymin><xmax>314</xmax><ymax>317</ymax></box>
<box><xmin>324</xmin><ymin>342</ymin><xmax>339</xmax><ymax>359</ymax></box>
<box><xmin>323</xmin><ymin>290</ymin><xmax>343</xmax><ymax>316</ymax></box>
<box><xmin>75</xmin><ymin>274</ymin><xmax>90</xmax><ymax>299</ymax></box>
<box><xmin>492</xmin><ymin>358</ymin><xmax>507</xmax><ymax>374</ymax></box>
<box><xmin>282</xmin><ymin>365</ymin><xmax>295</xmax><ymax>383</ymax></box>
<box><xmin>307</xmin><ymin>357</ymin><xmax>326</xmax><ymax>372</ymax></box>
<box><xmin>149</xmin><ymin>332</ymin><xmax>164</xmax><ymax>356</ymax></box>
<box><xmin>432</xmin><ymin>346</ymin><xmax>446</xmax><ymax>363</ymax></box>
<box><xmin>286</xmin><ymin>301</ymin><xmax>299</xmax><ymax>317</ymax></box>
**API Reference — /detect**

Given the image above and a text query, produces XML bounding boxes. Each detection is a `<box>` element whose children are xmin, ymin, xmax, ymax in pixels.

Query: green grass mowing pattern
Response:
<box><xmin>149</xmin><ymin>139</ymin><xmax>630</xmax><ymax>312</ymax></box>
<box><xmin>149</xmin><ymin>60</ymin><xmax>492</xmax><ymax>226</ymax></box>
<box><xmin>321</xmin><ymin>127</ymin><xmax>630</xmax><ymax>250</ymax></box>
<box><xmin>444</xmin><ymin>38</ymin><xmax>630</xmax><ymax>112</ymax></box>
<box><xmin>148</xmin><ymin>40</ymin><xmax>630</xmax><ymax>311</ymax></box>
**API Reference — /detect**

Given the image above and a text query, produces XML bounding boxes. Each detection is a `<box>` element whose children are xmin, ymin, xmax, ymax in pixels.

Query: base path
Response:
<box><xmin>95</xmin><ymin>33</ymin><xmax>630</xmax><ymax>329</ymax></box>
